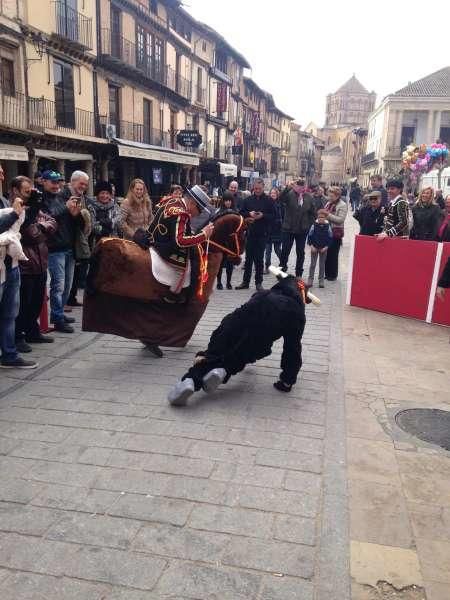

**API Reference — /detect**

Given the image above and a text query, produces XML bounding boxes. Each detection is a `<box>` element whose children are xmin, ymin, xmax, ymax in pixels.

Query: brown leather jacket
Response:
<box><xmin>19</xmin><ymin>210</ymin><xmax>57</xmax><ymax>275</ymax></box>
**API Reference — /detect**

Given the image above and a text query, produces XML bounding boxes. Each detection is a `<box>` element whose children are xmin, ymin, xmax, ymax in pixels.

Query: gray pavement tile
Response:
<box><xmin>188</xmin><ymin>504</ymin><xmax>273</xmax><ymax>538</ymax></box>
<box><xmin>133</xmin><ymin>522</ymin><xmax>229</xmax><ymax>562</ymax></box>
<box><xmin>0</xmin><ymin>478</ymin><xmax>43</xmax><ymax>504</ymax></box>
<box><xmin>65</xmin><ymin>545</ymin><xmax>167</xmax><ymax>589</ymax></box>
<box><xmin>30</xmin><ymin>484</ymin><xmax>120</xmax><ymax>514</ymax></box>
<box><xmin>108</xmin><ymin>492</ymin><xmax>193</xmax><ymax>526</ymax></box>
<box><xmin>260</xmin><ymin>575</ymin><xmax>314</xmax><ymax>600</ymax></box>
<box><xmin>256</xmin><ymin>448</ymin><xmax>323</xmax><ymax>474</ymax></box>
<box><xmin>228</xmin><ymin>484</ymin><xmax>319</xmax><ymax>518</ymax></box>
<box><xmin>78</xmin><ymin>446</ymin><xmax>114</xmax><ymax>466</ymax></box>
<box><xmin>222</xmin><ymin>536</ymin><xmax>315</xmax><ymax>578</ymax></box>
<box><xmin>0</xmin><ymin>422</ymin><xmax>73</xmax><ymax>443</ymax></box>
<box><xmin>38</xmin><ymin>397</ymin><xmax>150</xmax><ymax>418</ymax></box>
<box><xmin>188</xmin><ymin>440</ymin><xmax>258</xmax><ymax>463</ymax></box>
<box><xmin>9</xmin><ymin>440</ymin><xmax>82</xmax><ymax>463</ymax></box>
<box><xmin>0</xmin><ymin>456</ymin><xmax>34</xmax><ymax>478</ymax></box>
<box><xmin>0</xmin><ymin>532</ymin><xmax>74</xmax><ymax>576</ymax></box>
<box><xmin>155</xmin><ymin>562</ymin><xmax>261</xmax><ymax>600</ymax></box>
<box><xmin>225</xmin><ymin>428</ymin><xmax>294</xmax><ymax>451</ymax></box>
<box><xmin>273</xmin><ymin>514</ymin><xmax>316</xmax><ymax>545</ymax></box>
<box><xmin>0</xmin><ymin>436</ymin><xmax>20</xmax><ymax>455</ymax></box>
<box><xmin>0</xmin><ymin>502</ymin><xmax>61</xmax><ymax>536</ymax></box>
<box><xmin>26</xmin><ymin>460</ymin><xmax>102</xmax><ymax>487</ymax></box>
<box><xmin>116</xmin><ymin>432</ymin><xmax>192</xmax><ymax>455</ymax></box>
<box><xmin>45</xmin><ymin>512</ymin><xmax>142</xmax><ymax>550</ymax></box>
<box><xmin>284</xmin><ymin>470</ymin><xmax>323</xmax><ymax>496</ymax></box>
<box><xmin>0</xmin><ymin>572</ymin><xmax>108</xmax><ymax>600</ymax></box>
<box><xmin>107</xmin><ymin>448</ymin><xmax>214</xmax><ymax>477</ymax></box>
<box><xmin>212</xmin><ymin>461</ymin><xmax>285</xmax><ymax>488</ymax></box>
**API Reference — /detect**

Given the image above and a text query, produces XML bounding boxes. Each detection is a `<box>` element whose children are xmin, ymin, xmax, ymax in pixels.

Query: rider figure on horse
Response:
<box><xmin>135</xmin><ymin>184</ymin><xmax>215</xmax><ymax>304</ymax></box>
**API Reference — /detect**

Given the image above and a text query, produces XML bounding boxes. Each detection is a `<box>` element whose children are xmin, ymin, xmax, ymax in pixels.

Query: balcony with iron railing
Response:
<box><xmin>0</xmin><ymin>90</ymin><xmax>28</xmax><ymax>131</ymax></box>
<box><xmin>28</xmin><ymin>97</ymin><xmax>102</xmax><ymax>138</ymax></box>
<box><xmin>165</xmin><ymin>65</ymin><xmax>191</xmax><ymax>100</ymax></box>
<box><xmin>54</xmin><ymin>1</ymin><xmax>93</xmax><ymax>50</ymax></box>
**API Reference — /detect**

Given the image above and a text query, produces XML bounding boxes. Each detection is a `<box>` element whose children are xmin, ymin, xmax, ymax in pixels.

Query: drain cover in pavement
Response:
<box><xmin>395</xmin><ymin>409</ymin><xmax>450</xmax><ymax>450</ymax></box>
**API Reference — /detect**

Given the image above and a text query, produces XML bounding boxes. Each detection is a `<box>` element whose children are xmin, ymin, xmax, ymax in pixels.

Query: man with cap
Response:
<box><xmin>134</xmin><ymin>185</ymin><xmax>214</xmax><ymax>304</ymax></box>
<box><xmin>41</xmin><ymin>170</ymin><xmax>83</xmax><ymax>333</ymax></box>
<box><xmin>167</xmin><ymin>266</ymin><xmax>308</xmax><ymax>407</ymax></box>
<box><xmin>353</xmin><ymin>190</ymin><xmax>385</xmax><ymax>236</ymax></box>
<box><xmin>377</xmin><ymin>178</ymin><xmax>410</xmax><ymax>240</ymax></box>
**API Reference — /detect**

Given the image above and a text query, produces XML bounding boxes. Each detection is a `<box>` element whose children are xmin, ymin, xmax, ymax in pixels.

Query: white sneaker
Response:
<box><xmin>168</xmin><ymin>378</ymin><xmax>195</xmax><ymax>407</ymax></box>
<box><xmin>202</xmin><ymin>368</ymin><xmax>226</xmax><ymax>393</ymax></box>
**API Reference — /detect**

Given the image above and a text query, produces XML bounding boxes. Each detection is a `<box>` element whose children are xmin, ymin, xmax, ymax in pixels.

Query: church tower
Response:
<box><xmin>325</xmin><ymin>75</ymin><xmax>376</xmax><ymax>127</ymax></box>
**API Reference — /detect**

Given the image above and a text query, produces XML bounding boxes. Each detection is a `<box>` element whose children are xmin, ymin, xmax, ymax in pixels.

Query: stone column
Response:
<box><xmin>434</xmin><ymin>111</ymin><xmax>442</xmax><ymax>142</ymax></box>
<box><xmin>426</xmin><ymin>110</ymin><xmax>434</xmax><ymax>144</ymax></box>
<box><xmin>84</xmin><ymin>160</ymin><xmax>94</xmax><ymax>196</ymax></box>
<box><xmin>394</xmin><ymin>109</ymin><xmax>403</xmax><ymax>150</ymax></box>
<box><xmin>28</xmin><ymin>154</ymin><xmax>39</xmax><ymax>180</ymax></box>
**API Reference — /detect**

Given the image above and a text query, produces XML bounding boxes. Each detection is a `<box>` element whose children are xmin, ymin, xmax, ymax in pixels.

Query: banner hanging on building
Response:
<box><xmin>216</xmin><ymin>83</ymin><xmax>228</xmax><ymax>114</ymax></box>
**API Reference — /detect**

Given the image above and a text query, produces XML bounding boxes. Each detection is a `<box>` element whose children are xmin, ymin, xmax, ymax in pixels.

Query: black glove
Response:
<box><xmin>100</xmin><ymin>220</ymin><xmax>113</xmax><ymax>236</ymax></box>
<box><xmin>133</xmin><ymin>228</ymin><xmax>151</xmax><ymax>249</ymax></box>
<box><xmin>273</xmin><ymin>380</ymin><xmax>292</xmax><ymax>393</ymax></box>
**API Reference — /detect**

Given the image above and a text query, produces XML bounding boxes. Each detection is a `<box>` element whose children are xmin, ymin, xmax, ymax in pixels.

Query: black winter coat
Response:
<box><xmin>353</xmin><ymin>206</ymin><xmax>385</xmax><ymax>236</ymax></box>
<box><xmin>438</xmin><ymin>257</ymin><xmax>450</xmax><ymax>288</ymax></box>
<box><xmin>42</xmin><ymin>191</ymin><xmax>82</xmax><ymax>252</ymax></box>
<box><xmin>240</xmin><ymin>193</ymin><xmax>275</xmax><ymax>238</ymax></box>
<box><xmin>202</xmin><ymin>276</ymin><xmax>305</xmax><ymax>385</ymax></box>
<box><xmin>411</xmin><ymin>204</ymin><xmax>442</xmax><ymax>241</ymax></box>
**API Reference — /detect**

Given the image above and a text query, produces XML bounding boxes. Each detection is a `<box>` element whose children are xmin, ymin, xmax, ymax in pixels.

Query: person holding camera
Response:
<box><xmin>41</xmin><ymin>170</ymin><xmax>83</xmax><ymax>333</ymax></box>
<box><xmin>0</xmin><ymin>185</ymin><xmax>38</xmax><ymax>369</ymax></box>
<box><xmin>10</xmin><ymin>176</ymin><xmax>57</xmax><ymax>352</ymax></box>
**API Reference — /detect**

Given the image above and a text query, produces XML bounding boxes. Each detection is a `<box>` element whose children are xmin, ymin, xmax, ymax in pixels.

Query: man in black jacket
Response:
<box><xmin>436</xmin><ymin>257</ymin><xmax>450</xmax><ymax>300</ymax></box>
<box><xmin>41</xmin><ymin>170</ymin><xmax>82</xmax><ymax>333</ymax></box>
<box><xmin>353</xmin><ymin>191</ymin><xmax>385</xmax><ymax>236</ymax></box>
<box><xmin>236</xmin><ymin>178</ymin><xmax>275</xmax><ymax>290</ymax></box>
<box><xmin>279</xmin><ymin>179</ymin><xmax>316</xmax><ymax>277</ymax></box>
<box><xmin>167</xmin><ymin>272</ymin><xmax>307</xmax><ymax>406</ymax></box>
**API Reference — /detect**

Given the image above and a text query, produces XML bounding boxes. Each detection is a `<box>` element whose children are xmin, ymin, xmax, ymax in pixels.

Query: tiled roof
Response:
<box><xmin>335</xmin><ymin>75</ymin><xmax>369</xmax><ymax>95</ymax></box>
<box><xmin>394</xmin><ymin>67</ymin><xmax>450</xmax><ymax>97</ymax></box>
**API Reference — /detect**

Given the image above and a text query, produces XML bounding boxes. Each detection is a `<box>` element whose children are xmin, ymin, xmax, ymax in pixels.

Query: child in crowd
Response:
<box><xmin>216</xmin><ymin>191</ymin><xmax>236</xmax><ymax>290</ymax></box>
<box><xmin>307</xmin><ymin>208</ymin><xmax>332</xmax><ymax>288</ymax></box>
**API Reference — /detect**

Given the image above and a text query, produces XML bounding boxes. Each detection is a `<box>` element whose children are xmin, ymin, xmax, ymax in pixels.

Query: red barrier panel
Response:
<box><xmin>349</xmin><ymin>236</ymin><xmax>438</xmax><ymax>321</ymax></box>
<box><xmin>432</xmin><ymin>242</ymin><xmax>450</xmax><ymax>326</ymax></box>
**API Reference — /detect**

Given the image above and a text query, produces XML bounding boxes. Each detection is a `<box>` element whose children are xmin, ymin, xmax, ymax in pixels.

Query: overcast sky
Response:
<box><xmin>185</xmin><ymin>0</ymin><xmax>449</xmax><ymax>128</ymax></box>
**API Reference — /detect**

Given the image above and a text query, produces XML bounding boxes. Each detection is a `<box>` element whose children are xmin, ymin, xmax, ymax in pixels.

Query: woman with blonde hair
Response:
<box><xmin>118</xmin><ymin>178</ymin><xmax>152</xmax><ymax>240</ymax></box>
<box><xmin>410</xmin><ymin>186</ymin><xmax>442</xmax><ymax>241</ymax></box>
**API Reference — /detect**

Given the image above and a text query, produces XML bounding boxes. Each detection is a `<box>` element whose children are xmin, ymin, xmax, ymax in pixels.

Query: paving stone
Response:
<box><xmin>0</xmin><ymin>437</ymin><xmax>19</xmax><ymax>455</ymax></box>
<box><xmin>78</xmin><ymin>446</ymin><xmax>114</xmax><ymax>466</ymax></box>
<box><xmin>65</xmin><ymin>545</ymin><xmax>167</xmax><ymax>589</ymax></box>
<box><xmin>116</xmin><ymin>432</ymin><xmax>192</xmax><ymax>455</ymax></box>
<box><xmin>256</xmin><ymin>448</ymin><xmax>322</xmax><ymax>473</ymax></box>
<box><xmin>274</xmin><ymin>514</ymin><xmax>316</xmax><ymax>545</ymax></box>
<box><xmin>9</xmin><ymin>440</ymin><xmax>82</xmax><ymax>463</ymax></box>
<box><xmin>0</xmin><ymin>423</ymin><xmax>72</xmax><ymax>443</ymax></box>
<box><xmin>284</xmin><ymin>470</ymin><xmax>323</xmax><ymax>495</ymax></box>
<box><xmin>189</xmin><ymin>504</ymin><xmax>273</xmax><ymax>538</ymax></box>
<box><xmin>0</xmin><ymin>478</ymin><xmax>43</xmax><ymax>504</ymax></box>
<box><xmin>155</xmin><ymin>561</ymin><xmax>261</xmax><ymax>600</ymax></box>
<box><xmin>133</xmin><ymin>522</ymin><xmax>229</xmax><ymax>562</ymax></box>
<box><xmin>0</xmin><ymin>502</ymin><xmax>61</xmax><ymax>536</ymax></box>
<box><xmin>228</xmin><ymin>484</ymin><xmax>319</xmax><ymax>518</ymax></box>
<box><xmin>26</xmin><ymin>460</ymin><xmax>101</xmax><ymax>487</ymax></box>
<box><xmin>188</xmin><ymin>440</ymin><xmax>257</xmax><ymax>463</ymax></box>
<box><xmin>416</xmin><ymin>539</ymin><xmax>450</xmax><ymax>584</ymax></box>
<box><xmin>31</xmin><ymin>483</ymin><xmax>119</xmax><ymax>513</ymax></box>
<box><xmin>0</xmin><ymin>456</ymin><xmax>35</xmax><ymax>478</ymax></box>
<box><xmin>0</xmin><ymin>572</ymin><xmax>108</xmax><ymax>600</ymax></box>
<box><xmin>107</xmin><ymin>448</ymin><xmax>214</xmax><ymax>477</ymax></box>
<box><xmin>0</xmin><ymin>532</ymin><xmax>74</xmax><ymax>575</ymax></box>
<box><xmin>226</xmin><ymin>428</ymin><xmax>293</xmax><ymax>450</ymax></box>
<box><xmin>39</xmin><ymin>397</ymin><xmax>150</xmax><ymax>418</ymax></box>
<box><xmin>45</xmin><ymin>512</ymin><xmax>142</xmax><ymax>549</ymax></box>
<box><xmin>222</xmin><ymin>536</ymin><xmax>315</xmax><ymax>578</ymax></box>
<box><xmin>350</xmin><ymin>506</ymin><xmax>414</xmax><ymax>549</ymax></box>
<box><xmin>108</xmin><ymin>492</ymin><xmax>193</xmax><ymax>526</ymax></box>
<box><xmin>212</xmin><ymin>462</ymin><xmax>285</xmax><ymax>488</ymax></box>
<box><xmin>260</xmin><ymin>575</ymin><xmax>314</xmax><ymax>600</ymax></box>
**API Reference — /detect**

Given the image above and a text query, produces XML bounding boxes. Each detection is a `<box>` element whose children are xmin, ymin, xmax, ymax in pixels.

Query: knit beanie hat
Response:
<box><xmin>94</xmin><ymin>181</ymin><xmax>113</xmax><ymax>195</ymax></box>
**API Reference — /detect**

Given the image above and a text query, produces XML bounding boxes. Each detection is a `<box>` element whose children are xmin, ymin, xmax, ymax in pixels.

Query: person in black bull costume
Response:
<box><xmin>167</xmin><ymin>267</ymin><xmax>313</xmax><ymax>406</ymax></box>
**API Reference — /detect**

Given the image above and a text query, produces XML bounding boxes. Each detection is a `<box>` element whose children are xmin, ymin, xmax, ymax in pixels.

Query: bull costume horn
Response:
<box><xmin>268</xmin><ymin>265</ymin><xmax>321</xmax><ymax>306</ymax></box>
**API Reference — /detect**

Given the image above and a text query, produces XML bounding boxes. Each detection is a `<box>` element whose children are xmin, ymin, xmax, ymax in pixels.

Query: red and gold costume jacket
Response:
<box><xmin>148</xmin><ymin>195</ymin><xmax>207</xmax><ymax>268</ymax></box>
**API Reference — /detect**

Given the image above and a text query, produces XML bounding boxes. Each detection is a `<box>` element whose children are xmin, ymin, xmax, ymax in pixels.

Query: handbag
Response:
<box><xmin>325</xmin><ymin>201</ymin><xmax>344</xmax><ymax>240</ymax></box>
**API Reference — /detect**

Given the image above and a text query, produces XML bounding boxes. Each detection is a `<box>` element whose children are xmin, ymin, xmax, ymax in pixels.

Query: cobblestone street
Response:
<box><xmin>0</xmin><ymin>256</ymin><xmax>348</xmax><ymax>599</ymax></box>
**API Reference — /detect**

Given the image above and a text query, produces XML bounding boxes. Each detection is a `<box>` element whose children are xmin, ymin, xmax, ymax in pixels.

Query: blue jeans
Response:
<box><xmin>48</xmin><ymin>250</ymin><xmax>75</xmax><ymax>324</ymax></box>
<box><xmin>0</xmin><ymin>267</ymin><xmax>20</xmax><ymax>361</ymax></box>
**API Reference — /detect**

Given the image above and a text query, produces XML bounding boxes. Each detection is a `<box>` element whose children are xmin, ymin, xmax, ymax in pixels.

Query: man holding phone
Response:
<box><xmin>236</xmin><ymin>178</ymin><xmax>275</xmax><ymax>291</ymax></box>
<box><xmin>41</xmin><ymin>171</ymin><xmax>83</xmax><ymax>333</ymax></box>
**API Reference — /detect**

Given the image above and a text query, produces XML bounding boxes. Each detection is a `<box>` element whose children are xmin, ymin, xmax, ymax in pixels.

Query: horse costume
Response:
<box><xmin>82</xmin><ymin>210</ymin><xmax>245</xmax><ymax>348</ymax></box>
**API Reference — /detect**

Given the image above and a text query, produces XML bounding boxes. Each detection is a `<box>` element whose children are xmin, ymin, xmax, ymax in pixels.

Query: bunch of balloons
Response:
<box><xmin>402</xmin><ymin>143</ymin><xmax>449</xmax><ymax>178</ymax></box>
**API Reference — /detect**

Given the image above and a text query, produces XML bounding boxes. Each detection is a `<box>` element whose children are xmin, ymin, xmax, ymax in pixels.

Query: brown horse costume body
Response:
<box><xmin>82</xmin><ymin>212</ymin><xmax>245</xmax><ymax>347</ymax></box>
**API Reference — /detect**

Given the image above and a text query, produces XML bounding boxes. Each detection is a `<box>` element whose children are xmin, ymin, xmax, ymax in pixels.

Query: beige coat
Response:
<box><xmin>119</xmin><ymin>198</ymin><xmax>152</xmax><ymax>240</ymax></box>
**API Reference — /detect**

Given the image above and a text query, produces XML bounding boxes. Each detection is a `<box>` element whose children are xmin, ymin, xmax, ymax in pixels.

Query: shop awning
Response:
<box><xmin>219</xmin><ymin>162</ymin><xmax>238</xmax><ymax>177</ymax></box>
<box><xmin>0</xmin><ymin>144</ymin><xmax>28</xmax><ymax>162</ymax></box>
<box><xmin>116</xmin><ymin>139</ymin><xmax>200</xmax><ymax>167</ymax></box>
<box><xmin>35</xmin><ymin>149</ymin><xmax>93</xmax><ymax>161</ymax></box>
